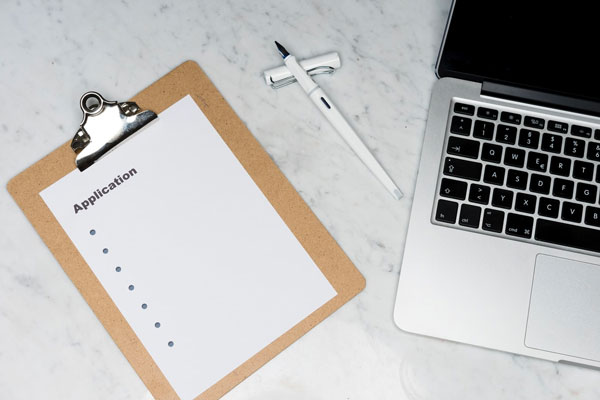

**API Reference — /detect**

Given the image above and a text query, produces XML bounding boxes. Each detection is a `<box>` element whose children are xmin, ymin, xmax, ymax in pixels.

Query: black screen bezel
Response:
<box><xmin>436</xmin><ymin>1</ymin><xmax>599</xmax><ymax>103</ymax></box>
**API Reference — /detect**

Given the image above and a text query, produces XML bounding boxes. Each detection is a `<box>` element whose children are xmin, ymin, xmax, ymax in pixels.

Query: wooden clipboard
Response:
<box><xmin>7</xmin><ymin>61</ymin><xmax>365</xmax><ymax>400</ymax></box>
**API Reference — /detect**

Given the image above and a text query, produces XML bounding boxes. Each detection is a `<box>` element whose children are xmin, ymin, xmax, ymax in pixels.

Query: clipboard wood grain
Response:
<box><xmin>7</xmin><ymin>61</ymin><xmax>365</xmax><ymax>400</ymax></box>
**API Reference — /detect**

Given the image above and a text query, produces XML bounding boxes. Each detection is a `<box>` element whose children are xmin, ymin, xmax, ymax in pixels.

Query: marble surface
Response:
<box><xmin>1</xmin><ymin>0</ymin><xmax>599</xmax><ymax>399</ymax></box>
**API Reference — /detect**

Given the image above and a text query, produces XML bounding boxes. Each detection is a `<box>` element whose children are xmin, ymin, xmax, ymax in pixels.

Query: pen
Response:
<box><xmin>274</xmin><ymin>41</ymin><xmax>402</xmax><ymax>200</ymax></box>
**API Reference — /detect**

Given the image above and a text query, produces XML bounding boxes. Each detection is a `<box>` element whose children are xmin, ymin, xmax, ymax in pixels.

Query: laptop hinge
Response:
<box><xmin>481</xmin><ymin>81</ymin><xmax>600</xmax><ymax>118</ymax></box>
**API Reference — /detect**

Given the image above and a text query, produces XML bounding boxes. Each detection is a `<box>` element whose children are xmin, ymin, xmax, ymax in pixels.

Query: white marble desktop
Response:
<box><xmin>0</xmin><ymin>1</ymin><xmax>598</xmax><ymax>399</ymax></box>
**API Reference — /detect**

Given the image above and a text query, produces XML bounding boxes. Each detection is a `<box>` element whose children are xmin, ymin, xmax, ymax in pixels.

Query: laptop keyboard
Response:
<box><xmin>434</xmin><ymin>100</ymin><xmax>600</xmax><ymax>254</ymax></box>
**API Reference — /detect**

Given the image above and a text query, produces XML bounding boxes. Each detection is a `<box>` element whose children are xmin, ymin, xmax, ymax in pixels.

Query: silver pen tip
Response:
<box><xmin>274</xmin><ymin>41</ymin><xmax>290</xmax><ymax>59</ymax></box>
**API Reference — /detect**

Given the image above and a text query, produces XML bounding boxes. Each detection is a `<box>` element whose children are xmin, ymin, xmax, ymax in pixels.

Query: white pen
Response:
<box><xmin>275</xmin><ymin>41</ymin><xmax>402</xmax><ymax>200</ymax></box>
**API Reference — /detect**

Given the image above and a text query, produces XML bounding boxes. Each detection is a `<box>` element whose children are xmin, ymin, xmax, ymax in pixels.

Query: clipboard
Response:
<box><xmin>7</xmin><ymin>61</ymin><xmax>365</xmax><ymax>400</ymax></box>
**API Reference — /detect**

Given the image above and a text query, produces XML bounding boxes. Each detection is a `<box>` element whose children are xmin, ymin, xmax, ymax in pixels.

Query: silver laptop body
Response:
<box><xmin>394</xmin><ymin>2</ymin><xmax>600</xmax><ymax>369</ymax></box>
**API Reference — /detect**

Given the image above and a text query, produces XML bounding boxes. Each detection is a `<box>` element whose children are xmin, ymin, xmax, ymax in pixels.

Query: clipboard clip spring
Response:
<box><xmin>71</xmin><ymin>92</ymin><xmax>157</xmax><ymax>171</ymax></box>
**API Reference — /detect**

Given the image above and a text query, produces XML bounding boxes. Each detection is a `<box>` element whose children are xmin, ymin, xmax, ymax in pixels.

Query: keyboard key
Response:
<box><xmin>443</xmin><ymin>157</ymin><xmax>482</xmax><ymax>181</ymax></box>
<box><xmin>518</xmin><ymin>129</ymin><xmax>540</xmax><ymax>149</ymax></box>
<box><xmin>481</xmin><ymin>143</ymin><xmax>502</xmax><ymax>163</ymax></box>
<box><xmin>564</xmin><ymin>138</ymin><xmax>585</xmax><ymax>157</ymax></box>
<box><xmin>576</xmin><ymin>182</ymin><xmax>597</xmax><ymax>203</ymax></box>
<box><xmin>549</xmin><ymin>156</ymin><xmax>571</xmax><ymax>177</ymax></box>
<box><xmin>435</xmin><ymin>199</ymin><xmax>458</xmax><ymax>223</ymax></box>
<box><xmin>538</xmin><ymin>197</ymin><xmax>559</xmax><ymax>218</ymax></box>
<box><xmin>515</xmin><ymin>193</ymin><xmax>537</xmax><ymax>214</ymax></box>
<box><xmin>469</xmin><ymin>184</ymin><xmax>491</xmax><ymax>205</ymax></box>
<box><xmin>450</xmin><ymin>116</ymin><xmax>472</xmax><ymax>135</ymax></box>
<box><xmin>478</xmin><ymin>107</ymin><xmax>498</xmax><ymax>120</ymax></box>
<box><xmin>473</xmin><ymin>120</ymin><xmax>495</xmax><ymax>140</ymax></box>
<box><xmin>585</xmin><ymin>206</ymin><xmax>600</xmax><ymax>227</ymax></box>
<box><xmin>524</xmin><ymin>116</ymin><xmax>545</xmax><ymax>129</ymax></box>
<box><xmin>439</xmin><ymin>178</ymin><xmax>468</xmax><ymax>200</ymax></box>
<box><xmin>506</xmin><ymin>169</ymin><xmax>528</xmax><ymax>190</ymax></box>
<box><xmin>501</xmin><ymin>111</ymin><xmax>522</xmax><ymax>125</ymax></box>
<box><xmin>586</xmin><ymin>142</ymin><xmax>600</xmax><ymax>161</ymax></box>
<box><xmin>541</xmin><ymin>133</ymin><xmax>562</xmax><ymax>153</ymax></box>
<box><xmin>447</xmin><ymin>136</ymin><xmax>480</xmax><ymax>159</ymax></box>
<box><xmin>526</xmin><ymin>152</ymin><xmax>548</xmax><ymax>172</ymax></box>
<box><xmin>492</xmin><ymin>188</ymin><xmax>513</xmax><ymax>209</ymax></box>
<box><xmin>573</xmin><ymin>160</ymin><xmax>594</xmax><ymax>181</ymax></box>
<box><xmin>596</xmin><ymin>164</ymin><xmax>600</xmax><ymax>183</ymax></box>
<box><xmin>530</xmin><ymin>174</ymin><xmax>551</xmax><ymax>194</ymax></box>
<box><xmin>561</xmin><ymin>202</ymin><xmax>583</xmax><ymax>223</ymax></box>
<box><xmin>482</xmin><ymin>208</ymin><xmax>504</xmax><ymax>232</ymax></box>
<box><xmin>454</xmin><ymin>102</ymin><xmax>475</xmax><ymax>115</ymax></box>
<box><xmin>484</xmin><ymin>165</ymin><xmax>505</xmax><ymax>185</ymax></box>
<box><xmin>536</xmin><ymin>219</ymin><xmax>600</xmax><ymax>252</ymax></box>
<box><xmin>548</xmin><ymin>120</ymin><xmax>568</xmax><ymax>133</ymax></box>
<box><xmin>571</xmin><ymin>124</ymin><xmax>592</xmax><ymax>138</ymax></box>
<box><xmin>503</xmin><ymin>147</ymin><xmax>526</xmax><ymax>168</ymax></box>
<box><xmin>595</xmin><ymin>129</ymin><xmax>600</xmax><ymax>141</ymax></box>
<box><xmin>496</xmin><ymin>124</ymin><xmax>517</xmax><ymax>144</ymax></box>
<box><xmin>459</xmin><ymin>204</ymin><xmax>481</xmax><ymax>228</ymax></box>
<box><xmin>552</xmin><ymin>178</ymin><xmax>574</xmax><ymax>199</ymax></box>
<box><xmin>506</xmin><ymin>213</ymin><xmax>533</xmax><ymax>238</ymax></box>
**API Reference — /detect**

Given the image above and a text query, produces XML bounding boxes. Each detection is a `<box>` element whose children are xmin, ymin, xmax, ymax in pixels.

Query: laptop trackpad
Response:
<box><xmin>525</xmin><ymin>254</ymin><xmax>600</xmax><ymax>362</ymax></box>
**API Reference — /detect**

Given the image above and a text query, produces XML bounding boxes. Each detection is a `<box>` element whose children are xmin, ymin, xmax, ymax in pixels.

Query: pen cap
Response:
<box><xmin>264</xmin><ymin>52</ymin><xmax>341</xmax><ymax>88</ymax></box>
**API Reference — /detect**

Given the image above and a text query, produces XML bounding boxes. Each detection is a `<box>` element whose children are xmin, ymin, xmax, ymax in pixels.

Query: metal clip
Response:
<box><xmin>270</xmin><ymin>66</ymin><xmax>337</xmax><ymax>89</ymax></box>
<box><xmin>71</xmin><ymin>92</ymin><xmax>157</xmax><ymax>171</ymax></box>
<box><xmin>264</xmin><ymin>52</ymin><xmax>341</xmax><ymax>89</ymax></box>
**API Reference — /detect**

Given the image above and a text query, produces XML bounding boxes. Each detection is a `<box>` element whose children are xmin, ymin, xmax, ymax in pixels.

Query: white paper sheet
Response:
<box><xmin>40</xmin><ymin>95</ymin><xmax>337</xmax><ymax>400</ymax></box>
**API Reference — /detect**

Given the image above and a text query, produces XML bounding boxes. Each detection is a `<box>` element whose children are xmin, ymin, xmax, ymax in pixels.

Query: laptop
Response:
<box><xmin>394</xmin><ymin>1</ymin><xmax>600</xmax><ymax>368</ymax></box>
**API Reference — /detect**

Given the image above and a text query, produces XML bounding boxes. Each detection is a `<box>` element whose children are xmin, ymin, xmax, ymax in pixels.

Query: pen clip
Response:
<box><xmin>264</xmin><ymin>51</ymin><xmax>341</xmax><ymax>89</ymax></box>
<box><xmin>270</xmin><ymin>66</ymin><xmax>336</xmax><ymax>89</ymax></box>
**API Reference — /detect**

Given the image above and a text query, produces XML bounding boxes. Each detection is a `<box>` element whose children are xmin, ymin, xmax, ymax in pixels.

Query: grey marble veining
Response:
<box><xmin>1</xmin><ymin>0</ymin><xmax>599</xmax><ymax>399</ymax></box>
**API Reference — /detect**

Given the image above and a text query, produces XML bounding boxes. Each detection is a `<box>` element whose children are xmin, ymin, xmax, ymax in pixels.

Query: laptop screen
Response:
<box><xmin>437</xmin><ymin>1</ymin><xmax>600</xmax><ymax>103</ymax></box>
